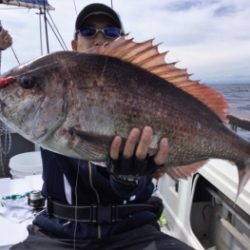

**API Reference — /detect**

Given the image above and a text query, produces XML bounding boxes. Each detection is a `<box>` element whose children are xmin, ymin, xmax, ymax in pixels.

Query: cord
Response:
<box><xmin>73</xmin><ymin>159</ymin><xmax>81</xmax><ymax>250</ymax></box>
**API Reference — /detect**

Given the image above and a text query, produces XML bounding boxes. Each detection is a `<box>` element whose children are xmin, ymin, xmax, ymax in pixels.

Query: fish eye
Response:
<box><xmin>19</xmin><ymin>76</ymin><xmax>36</xmax><ymax>89</ymax></box>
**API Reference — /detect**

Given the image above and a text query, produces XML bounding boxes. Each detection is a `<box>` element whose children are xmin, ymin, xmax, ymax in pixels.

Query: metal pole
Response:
<box><xmin>39</xmin><ymin>8</ymin><xmax>43</xmax><ymax>55</ymax></box>
<box><xmin>43</xmin><ymin>3</ymin><xmax>50</xmax><ymax>54</ymax></box>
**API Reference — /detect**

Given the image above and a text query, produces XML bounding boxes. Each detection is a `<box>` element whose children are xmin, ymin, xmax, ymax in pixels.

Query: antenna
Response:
<box><xmin>111</xmin><ymin>0</ymin><xmax>113</xmax><ymax>9</ymax></box>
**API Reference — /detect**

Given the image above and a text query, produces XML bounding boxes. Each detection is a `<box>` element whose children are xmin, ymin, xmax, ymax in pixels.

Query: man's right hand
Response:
<box><xmin>0</xmin><ymin>28</ymin><xmax>12</xmax><ymax>50</ymax></box>
<box><xmin>108</xmin><ymin>126</ymin><xmax>169</xmax><ymax>179</ymax></box>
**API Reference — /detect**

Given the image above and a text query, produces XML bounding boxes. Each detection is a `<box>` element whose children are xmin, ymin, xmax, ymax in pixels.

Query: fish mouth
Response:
<box><xmin>0</xmin><ymin>76</ymin><xmax>16</xmax><ymax>88</ymax></box>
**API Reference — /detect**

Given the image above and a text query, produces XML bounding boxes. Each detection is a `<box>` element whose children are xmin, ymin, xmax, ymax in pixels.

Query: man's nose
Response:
<box><xmin>94</xmin><ymin>41</ymin><xmax>103</xmax><ymax>46</ymax></box>
<box><xmin>94</xmin><ymin>32</ymin><xmax>107</xmax><ymax>46</ymax></box>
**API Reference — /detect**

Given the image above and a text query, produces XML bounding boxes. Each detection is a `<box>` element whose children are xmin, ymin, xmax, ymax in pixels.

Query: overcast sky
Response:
<box><xmin>0</xmin><ymin>0</ymin><xmax>250</xmax><ymax>84</ymax></box>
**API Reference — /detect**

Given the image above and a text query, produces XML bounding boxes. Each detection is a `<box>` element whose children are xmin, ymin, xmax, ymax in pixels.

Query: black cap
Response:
<box><xmin>75</xmin><ymin>3</ymin><xmax>124</xmax><ymax>32</ymax></box>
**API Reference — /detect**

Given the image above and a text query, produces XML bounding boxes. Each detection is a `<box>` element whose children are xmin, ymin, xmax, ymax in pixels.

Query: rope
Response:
<box><xmin>10</xmin><ymin>46</ymin><xmax>20</xmax><ymax>65</ymax></box>
<box><xmin>73</xmin><ymin>160</ymin><xmax>81</xmax><ymax>250</ymax></box>
<box><xmin>47</xmin><ymin>11</ymin><xmax>68</xmax><ymax>50</ymax></box>
<box><xmin>45</xmin><ymin>17</ymin><xmax>66</xmax><ymax>50</ymax></box>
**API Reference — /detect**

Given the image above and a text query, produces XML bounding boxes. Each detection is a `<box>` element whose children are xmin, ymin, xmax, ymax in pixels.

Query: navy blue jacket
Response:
<box><xmin>34</xmin><ymin>149</ymin><xmax>157</xmax><ymax>239</ymax></box>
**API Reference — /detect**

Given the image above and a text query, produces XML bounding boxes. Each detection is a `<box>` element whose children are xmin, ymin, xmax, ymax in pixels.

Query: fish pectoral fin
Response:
<box><xmin>67</xmin><ymin>127</ymin><xmax>114</xmax><ymax>161</ymax></box>
<box><xmin>166</xmin><ymin>161</ymin><xmax>207</xmax><ymax>181</ymax></box>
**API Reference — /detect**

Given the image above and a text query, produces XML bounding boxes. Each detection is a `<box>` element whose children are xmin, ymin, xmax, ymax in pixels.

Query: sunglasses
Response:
<box><xmin>78</xmin><ymin>27</ymin><xmax>122</xmax><ymax>38</ymax></box>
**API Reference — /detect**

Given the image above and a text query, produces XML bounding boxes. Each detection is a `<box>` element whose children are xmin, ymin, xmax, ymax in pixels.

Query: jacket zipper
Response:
<box><xmin>88</xmin><ymin>161</ymin><xmax>101</xmax><ymax>239</ymax></box>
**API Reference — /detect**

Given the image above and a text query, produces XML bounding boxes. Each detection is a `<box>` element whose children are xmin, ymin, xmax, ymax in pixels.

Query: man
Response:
<box><xmin>10</xmin><ymin>3</ymin><xmax>194</xmax><ymax>250</ymax></box>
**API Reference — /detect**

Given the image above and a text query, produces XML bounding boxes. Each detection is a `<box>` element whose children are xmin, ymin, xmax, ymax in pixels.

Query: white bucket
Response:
<box><xmin>9</xmin><ymin>151</ymin><xmax>42</xmax><ymax>178</ymax></box>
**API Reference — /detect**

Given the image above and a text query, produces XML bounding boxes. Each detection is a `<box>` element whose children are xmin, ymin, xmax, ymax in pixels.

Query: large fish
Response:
<box><xmin>0</xmin><ymin>37</ymin><xmax>249</xmax><ymax>194</ymax></box>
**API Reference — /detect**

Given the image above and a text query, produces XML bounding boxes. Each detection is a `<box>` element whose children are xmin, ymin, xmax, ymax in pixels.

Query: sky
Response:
<box><xmin>0</xmin><ymin>0</ymin><xmax>250</xmax><ymax>84</ymax></box>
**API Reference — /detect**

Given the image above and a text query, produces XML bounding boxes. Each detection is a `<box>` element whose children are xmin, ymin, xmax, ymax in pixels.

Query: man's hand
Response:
<box><xmin>0</xmin><ymin>28</ymin><xmax>12</xmax><ymax>50</ymax></box>
<box><xmin>108</xmin><ymin>126</ymin><xmax>168</xmax><ymax>178</ymax></box>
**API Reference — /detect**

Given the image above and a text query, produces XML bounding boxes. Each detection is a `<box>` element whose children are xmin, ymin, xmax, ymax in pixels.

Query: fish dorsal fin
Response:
<box><xmin>96</xmin><ymin>37</ymin><xmax>228</xmax><ymax>123</ymax></box>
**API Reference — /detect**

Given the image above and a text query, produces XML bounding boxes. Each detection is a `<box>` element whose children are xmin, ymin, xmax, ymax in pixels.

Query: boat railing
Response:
<box><xmin>228</xmin><ymin>108</ymin><xmax>250</xmax><ymax>133</ymax></box>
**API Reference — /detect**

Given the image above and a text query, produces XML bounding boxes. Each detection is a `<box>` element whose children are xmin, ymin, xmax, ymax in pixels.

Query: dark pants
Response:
<box><xmin>11</xmin><ymin>223</ymin><xmax>194</xmax><ymax>250</ymax></box>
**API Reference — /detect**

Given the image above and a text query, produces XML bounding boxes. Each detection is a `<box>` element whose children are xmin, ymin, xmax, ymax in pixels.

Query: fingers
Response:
<box><xmin>123</xmin><ymin>128</ymin><xmax>140</xmax><ymax>158</ymax></box>
<box><xmin>110</xmin><ymin>126</ymin><xmax>169</xmax><ymax>168</ymax></box>
<box><xmin>135</xmin><ymin>126</ymin><xmax>152</xmax><ymax>160</ymax></box>
<box><xmin>153</xmin><ymin>138</ymin><xmax>169</xmax><ymax>165</ymax></box>
<box><xmin>110</xmin><ymin>135</ymin><xmax>122</xmax><ymax>160</ymax></box>
<box><xmin>109</xmin><ymin>128</ymin><xmax>140</xmax><ymax>160</ymax></box>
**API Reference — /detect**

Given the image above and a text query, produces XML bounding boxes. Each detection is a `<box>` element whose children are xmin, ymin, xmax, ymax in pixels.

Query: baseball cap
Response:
<box><xmin>75</xmin><ymin>3</ymin><xmax>124</xmax><ymax>33</ymax></box>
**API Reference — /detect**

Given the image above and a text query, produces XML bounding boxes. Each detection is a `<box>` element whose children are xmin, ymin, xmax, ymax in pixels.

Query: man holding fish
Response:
<box><xmin>2</xmin><ymin>3</ymin><xmax>194</xmax><ymax>250</ymax></box>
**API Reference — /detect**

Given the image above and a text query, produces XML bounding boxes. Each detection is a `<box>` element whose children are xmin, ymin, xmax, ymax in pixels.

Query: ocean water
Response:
<box><xmin>210</xmin><ymin>83</ymin><xmax>250</xmax><ymax>141</ymax></box>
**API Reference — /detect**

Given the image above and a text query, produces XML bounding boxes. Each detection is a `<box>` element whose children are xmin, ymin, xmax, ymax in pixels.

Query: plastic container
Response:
<box><xmin>9</xmin><ymin>151</ymin><xmax>42</xmax><ymax>178</ymax></box>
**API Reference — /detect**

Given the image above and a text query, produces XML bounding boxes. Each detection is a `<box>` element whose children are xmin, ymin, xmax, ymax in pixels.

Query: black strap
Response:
<box><xmin>46</xmin><ymin>198</ymin><xmax>155</xmax><ymax>224</ymax></box>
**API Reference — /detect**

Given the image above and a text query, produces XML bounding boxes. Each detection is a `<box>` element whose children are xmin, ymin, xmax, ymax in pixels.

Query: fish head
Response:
<box><xmin>0</xmin><ymin>51</ymin><xmax>73</xmax><ymax>142</ymax></box>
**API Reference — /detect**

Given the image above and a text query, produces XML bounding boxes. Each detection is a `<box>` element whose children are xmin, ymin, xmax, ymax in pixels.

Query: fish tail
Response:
<box><xmin>236</xmin><ymin>158</ymin><xmax>250</xmax><ymax>198</ymax></box>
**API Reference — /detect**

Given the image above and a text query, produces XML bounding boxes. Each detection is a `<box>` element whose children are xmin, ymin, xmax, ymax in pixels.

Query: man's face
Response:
<box><xmin>71</xmin><ymin>15</ymin><xmax>120</xmax><ymax>52</ymax></box>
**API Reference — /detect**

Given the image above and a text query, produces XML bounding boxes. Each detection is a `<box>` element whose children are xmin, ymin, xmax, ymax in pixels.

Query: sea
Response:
<box><xmin>210</xmin><ymin>83</ymin><xmax>250</xmax><ymax>141</ymax></box>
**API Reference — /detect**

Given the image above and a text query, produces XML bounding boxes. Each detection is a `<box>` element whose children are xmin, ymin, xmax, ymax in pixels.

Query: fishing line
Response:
<box><xmin>73</xmin><ymin>159</ymin><xmax>81</xmax><ymax>250</ymax></box>
<box><xmin>11</xmin><ymin>46</ymin><xmax>20</xmax><ymax>65</ymax></box>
